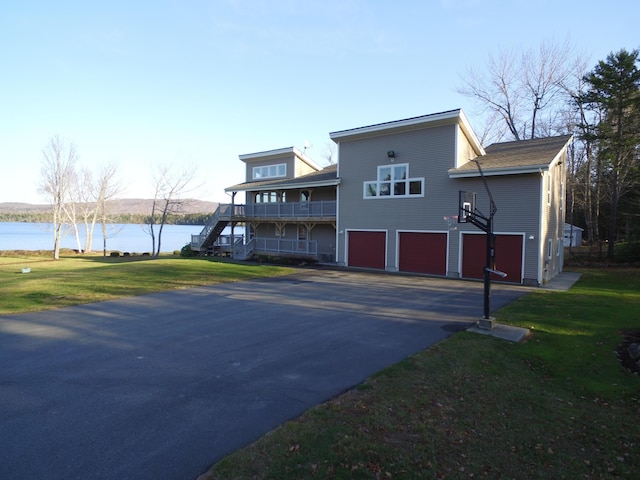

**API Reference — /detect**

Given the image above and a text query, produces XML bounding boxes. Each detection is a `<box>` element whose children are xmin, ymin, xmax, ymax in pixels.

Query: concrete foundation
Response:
<box><xmin>477</xmin><ymin>317</ymin><xmax>495</xmax><ymax>330</ymax></box>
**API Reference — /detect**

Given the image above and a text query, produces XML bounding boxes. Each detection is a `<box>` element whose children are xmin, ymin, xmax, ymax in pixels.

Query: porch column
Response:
<box><xmin>229</xmin><ymin>191</ymin><xmax>237</xmax><ymax>258</ymax></box>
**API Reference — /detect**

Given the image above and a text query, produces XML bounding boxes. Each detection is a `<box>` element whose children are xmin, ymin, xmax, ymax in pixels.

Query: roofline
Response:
<box><xmin>448</xmin><ymin>135</ymin><xmax>573</xmax><ymax>178</ymax></box>
<box><xmin>238</xmin><ymin>146</ymin><xmax>321</xmax><ymax>171</ymax></box>
<box><xmin>329</xmin><ymin>109</ymin><xmax>485</xmax><ymax>156</ymax></box>
<box><xmin>448</xmin><ymin>164</ymin><xmax>551</xmax><ymax>178</ymax></box>
<box><xmin>226</xmin><ymin>178</ymin><xmax>341</xmax><ymax>193</ymax></box>
<box><xmin>458</xmin><ymin>109</ymin><xmax>485</xmax><ymax>156</ymax></box>
<box><xmin>548</xmin><ymin>135</ymin><xmax>573</xmax><ymax>167</ymax></box>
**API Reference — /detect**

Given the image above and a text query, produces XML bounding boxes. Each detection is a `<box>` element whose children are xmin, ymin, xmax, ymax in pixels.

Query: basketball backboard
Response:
<box><xmin>458</xmin><ymin>191</ymin><xmax>476</xmax><ymax>223</ymax></box>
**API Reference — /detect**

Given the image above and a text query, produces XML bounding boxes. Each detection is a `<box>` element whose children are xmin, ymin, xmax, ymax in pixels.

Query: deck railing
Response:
<box><xmin>253</xmin><ymin>238</ymin><xmax>318</xmax><ymax>256</ymax></box>
<box><xmin>213</xmin><ymin>234</ymin><xmax>243</xmax><ymax>247</ymax></box>
<box><xmin>191</xmin><ymin>201</ymin><xmax>335</xmax><ymax>250</ymax></box>
<box><xmin>244</xmin><ymin>200</ymin><xmax>336</xmax><ymax>218</ymax></box>
<box><xmin>191</xmin><ymin>204</ymin><xmax>241</xmax><ymax>248</ymax></box>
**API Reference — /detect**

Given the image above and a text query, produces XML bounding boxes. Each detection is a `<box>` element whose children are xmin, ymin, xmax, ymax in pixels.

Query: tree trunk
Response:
<box><xmin>607</xmin><ymin>168</ymin><xmax>620</xmax><ymax>258</ymax></box>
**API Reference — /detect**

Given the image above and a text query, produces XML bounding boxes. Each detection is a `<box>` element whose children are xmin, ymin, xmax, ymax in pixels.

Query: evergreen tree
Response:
<box><xmin>582</xmin><ymin>49</ymin><xmax>640</xmax><ymax>257</ymax></box>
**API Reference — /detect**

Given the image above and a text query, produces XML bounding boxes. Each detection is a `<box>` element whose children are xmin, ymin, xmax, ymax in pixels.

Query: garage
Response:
<box><xmin>461</xmin><ymin>233</ymin><xmax>523</xmax><ymax>284</ymax></box>
<box><xmin>398</xmin><ymin>232</ymin><xmax>447</xmax><ymax>275</ymax></box>
<box><xmin>347</xmin><ymin>230</ymin><xmax>386</xmax><ymax>269</ymax></box>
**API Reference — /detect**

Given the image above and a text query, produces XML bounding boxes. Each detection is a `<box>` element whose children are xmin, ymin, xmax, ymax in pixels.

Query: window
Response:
<box><xmin>253</xmin><ymin>163</ymin><xmax>286</xmax><ymax>180</ymax></box>
<box><xmin>363</xmin><ymin>163</ymin><xmax>424</xmax><ymax>198</ymax></box>
<box><xmin>547</xmin><ymin>238</ymin><xmax>553</xmax><ymax>260</ymax></box>
<box><xmin>547</xmin><ymin>173</ymin><xmax>552</xmax><ymax>206</ymax></box>
<box><xmin>255</xmin><ymin>192</ymin><xmax>279</xmax><ymax>203</ymax></box>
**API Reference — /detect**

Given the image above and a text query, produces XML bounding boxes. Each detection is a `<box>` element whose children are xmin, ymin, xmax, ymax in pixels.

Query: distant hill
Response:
<box><xmin>0</xmin><ymin>199</ymin><xmax>219</xmax><ymax>215</ymax></box>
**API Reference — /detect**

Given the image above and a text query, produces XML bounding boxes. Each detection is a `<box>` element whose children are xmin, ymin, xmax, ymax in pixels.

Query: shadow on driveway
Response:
<box><xmin>0</xmin><ymin>269</ymin><xmax>529</xmax><ymax>480</ymax></box>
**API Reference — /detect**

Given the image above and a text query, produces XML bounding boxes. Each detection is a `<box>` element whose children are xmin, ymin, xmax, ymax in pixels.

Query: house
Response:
<box><xmin>191</xmin><ymin>109</ymin><xmax>571</xmax><ymax>286</ymax></box>
<box><xmin>191</xmin><ymin>147</ymin><xmax>339</xmax><ymax>262</ymax></box>
<box><xmin>564</xmin><ymin>223</ymin><xmax>584</xmax><ymax>247</ymax></box>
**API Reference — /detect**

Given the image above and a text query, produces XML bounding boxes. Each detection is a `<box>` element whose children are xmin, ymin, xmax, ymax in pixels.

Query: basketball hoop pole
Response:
<box><xmin>462</xmin><ymin>160</ymin><xmax>499</xmax><ymax>325</ymax></box>
<box><xmin>465</xmin><ymin>207</ymin><xmax>495</xmax><ymax>321</ymax></box>
<box><xmin>483</xmin><ymin>216</ymin><xmax>494</xmax><ymax>321</ymax></box>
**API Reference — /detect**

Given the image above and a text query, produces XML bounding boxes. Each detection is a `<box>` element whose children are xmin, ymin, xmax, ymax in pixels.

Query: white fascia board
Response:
<box><xmin>548</xmin><ymin>136</ymin><xmax>573</xmax><ymax>168</ymax></box>
<box><xmin>239</xmin><ymin>147</ymin><xmax>297</xmax><ymax>162</ymax></box>
<box><xmin>330</xmin><ymin>109</ymin><xmax>463</xmax><ymax>141</ymax></box>
<box><xmin>330</xmin><ymin>109</ymin><xmax>485</xmax><ymax>157</ymax></box>
<box><xmin>458</xmin><ymin>109</ymin><xmax>486</xmax><ymax>156</ymax></box>
<box><xmin>226</xmin><ymin>178</ymin><xmax>341</xmax><ymax>193</ymax></box>
<box><xmin>448</xmin><ymin>164</ymin><xmax>551</xmax><ymax>178</ymax></box>
<box><xmin>239</xmin><ymin>146</ymin><xmax>322</xmax><ymax>171</ymax></box>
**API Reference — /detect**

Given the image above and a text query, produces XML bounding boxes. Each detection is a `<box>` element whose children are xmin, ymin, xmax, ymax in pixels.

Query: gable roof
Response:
<box><xmin>448</xmin><ymin>134</ymin><xmax>573</xmax><ymax>178</ymax></box>
<box><xmin>226</xmin><ymin>164</ymin><xmax>339</xmax><ymax>192</ymax></box>
<box><xmin>330</xmin><ymin>109</ymin><xmax>485</xmax><ymax>157</ymax></box>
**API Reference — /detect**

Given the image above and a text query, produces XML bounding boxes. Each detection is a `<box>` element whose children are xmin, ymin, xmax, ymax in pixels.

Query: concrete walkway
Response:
<box><xmin>0</xmin><ymin>270</ymin><xmax>531</xmax><ymax>480</ymax></box>
<box><xmin>541</xmin><ymin>270</ymin><xmax>583</xmax><ymax>291</ymax></box>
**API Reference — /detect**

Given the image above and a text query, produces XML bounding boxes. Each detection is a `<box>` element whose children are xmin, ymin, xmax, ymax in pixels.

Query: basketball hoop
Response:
<box><xmin>443</xmin><ymin>215</ymin><xmax>459</xmax><ymax>230</ymax></box>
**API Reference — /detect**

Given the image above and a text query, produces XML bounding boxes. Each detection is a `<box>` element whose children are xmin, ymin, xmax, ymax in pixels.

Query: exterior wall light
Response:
<box><xmin>387</xmin><ymin>150</ymin><xmax>395</xmax><ymax>160</ymax></box>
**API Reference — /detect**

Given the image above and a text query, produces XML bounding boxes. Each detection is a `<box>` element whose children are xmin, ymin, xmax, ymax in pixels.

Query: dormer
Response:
<box><xmin>238</xmin><ymin>147</ymin><xmax>322</xmax><ymax>182</ymax></box>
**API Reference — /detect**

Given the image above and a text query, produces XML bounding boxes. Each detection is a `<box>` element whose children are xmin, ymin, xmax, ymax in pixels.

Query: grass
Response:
<box><xmin>0</xmin><ymin>252</ymin><xmax>294</xmax><ymax>315</ymax></box>
<box><xmin>202</xmin><ymin>268</ymin><xmax>640</xmax><ymax>480</ymax></box>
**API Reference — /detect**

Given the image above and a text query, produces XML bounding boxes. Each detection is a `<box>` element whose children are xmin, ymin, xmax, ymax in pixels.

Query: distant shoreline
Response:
<box><xmin>0</xmin><ymin>198</ymin><xmax>218</xmax><ymax>225</ymax></box>
<box><xmin>0</xmin><ymin>198</ymin><xmax>218</xmax><ymax>215</ymax></box>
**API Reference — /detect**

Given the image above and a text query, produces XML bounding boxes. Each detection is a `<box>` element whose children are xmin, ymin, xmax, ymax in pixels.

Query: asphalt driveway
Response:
<box><xmin>0</xmin><ymin>269</ymin><xmax>529</xmax><ymax>480</ymax></box>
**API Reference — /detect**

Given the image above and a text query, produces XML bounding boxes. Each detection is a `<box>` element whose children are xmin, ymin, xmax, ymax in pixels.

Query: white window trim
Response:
<box><xmin>363</xmin><ymin>163</ymin><xmax>425</xmax><ymax>199</ymax></box>
<box><xmin>253</xmin><ymin>163</ymin><xmax>287</xmax><ymax>180</ymax></box>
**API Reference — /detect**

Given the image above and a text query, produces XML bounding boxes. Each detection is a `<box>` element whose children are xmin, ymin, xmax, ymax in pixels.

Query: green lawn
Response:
<box><xmin>0</xmin><ymin>252</ymin><xmax>294</xmax><ymax>315</ymax></box>
<box><xmin>203</xmin><ymin>268</ymin><xmax>640</xmax><ymax>480</ymax></box>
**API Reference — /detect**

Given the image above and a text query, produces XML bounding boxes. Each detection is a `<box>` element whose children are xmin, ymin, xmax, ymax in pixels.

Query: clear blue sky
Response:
<box><xmin>1</xmin><ymin>0</ymin><xmax>637</xmax><ymax>204</ymax></box>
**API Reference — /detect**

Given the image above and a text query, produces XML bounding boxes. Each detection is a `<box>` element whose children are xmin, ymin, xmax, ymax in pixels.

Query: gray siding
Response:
<box><xmin>451</xmin><ymin>173</ymin><xmax>541</xmax><ymax>283</ymax></box>
<box><xmin>306</xmin><ymin>186</ymin><xmax>336</xmax><ymax>202</ymax></box>
<box><xmin>337</xmin><ymin>125</ymin><xmax>459</xmax><ymax>268</ymax></box>
<box><xmin>312</xmin><ymin>224</ymin><xmax>337</xmax><ymax>261</ymax></box>
<box><xmin>336</xmin><ymin>123</ymin><xmax>546</xmax><ymax>282</ymax></box>
<box><xmin>541</xmin><ymin>152</ymin><xmax>567</xmax><ymax>283</ymax></box>
<box><xmin>244</xmin><ymin>154</ymin><xmax>296</xmax><ymax>182</ymax></box>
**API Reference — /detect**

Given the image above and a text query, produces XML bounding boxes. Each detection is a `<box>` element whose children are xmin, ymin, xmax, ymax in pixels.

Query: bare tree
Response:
<box><xmin>560</xmin><ymin>55</ymin><xmax>603</xmax><ymax>244</ymax></box>
<box><xmin>76</xmin><ymin>167</ymin><xmax>96</xmax><ymax>252</ymax></box>
<box><xmin>74</xmin><ymin>163</ymin><xmax>122</xmax><ymax>254</ymax></box>
<box><xmin>321</xmin><ymin>141</ymin><xmax>337</xmax><ymax>165</ymax></box>
<box><xmin>38</xmin><ymin>136</ymin><xmax>78</xmax><ymax>260</ymax></box>
<box><xmin>95</xmin><ymin>163</ymin><xmax>123</xmax><ymax>256</ymax></box>
<box><xmin>458</xmin><ymin>39</ymin><xmax>579</xmax><ymax>142</ymax></box>
<box><xmin>146</xmin><ymin>162</ymin><xmax>198</xmax><ymax>257</ymax></box>
<box><xmin>458</xmin><ymin>48</ymin><xmax>523</xmax><ymax>141</ymax></box>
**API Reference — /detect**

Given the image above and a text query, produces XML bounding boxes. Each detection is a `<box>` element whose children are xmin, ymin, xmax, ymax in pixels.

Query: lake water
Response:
<box><xmin>0</xmin><ymin>222</ymin><xmax>208</xmax><ymax>253</ymax></box>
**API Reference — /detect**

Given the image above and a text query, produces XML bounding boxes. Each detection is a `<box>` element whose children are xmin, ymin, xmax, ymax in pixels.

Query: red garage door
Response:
<box><xmin>348</xmin><ymin>231</ymin><xmax>386</xmax><ymax>269</ymax></box>
<box><xmin>398</xmin><ymin>232</ymin><xmax>447</xmax><ymax>275</ymax></box>
<box><xmin>462</xmin><ymin>234</ymin><xmax>523</xmax><ymax>283</ymax></box>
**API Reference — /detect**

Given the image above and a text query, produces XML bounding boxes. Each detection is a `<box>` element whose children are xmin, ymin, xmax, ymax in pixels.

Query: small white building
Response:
<box><xmin>564</xmin><ymin>223</ymin><xmax>584</xmax><ymax>247</ymax></box>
